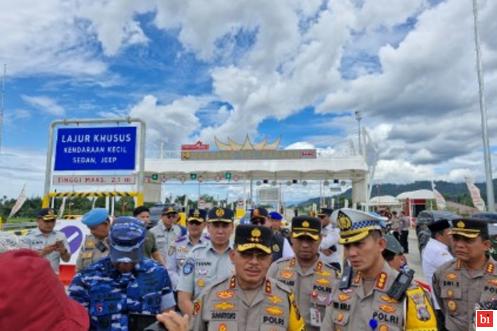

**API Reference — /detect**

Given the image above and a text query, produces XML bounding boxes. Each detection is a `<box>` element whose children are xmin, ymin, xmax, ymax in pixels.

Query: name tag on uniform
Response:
<box><xmin>310</xmin><ymin>307</ymin><xmax>322</xmax><ymax>327</ymax></box>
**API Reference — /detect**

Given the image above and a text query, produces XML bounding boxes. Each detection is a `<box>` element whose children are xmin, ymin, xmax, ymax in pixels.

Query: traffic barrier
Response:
<box><xmin>59</xmin><ymin>264</ymin><xmax>76</xmax><ymax>286</ymax></box>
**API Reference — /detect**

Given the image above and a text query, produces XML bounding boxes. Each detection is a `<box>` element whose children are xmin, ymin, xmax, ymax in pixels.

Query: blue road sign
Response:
<box><xmin>54</xmin><ymin>126</ymin><xmax>137</xmax><ymax>171</ymax></box>
<box><xmin>59</xmin><ymin>225</ymin><xmax>84</xmax><ymax>254</ymax></box>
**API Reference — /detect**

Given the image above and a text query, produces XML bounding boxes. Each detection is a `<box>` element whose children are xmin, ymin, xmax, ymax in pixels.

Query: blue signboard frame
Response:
<box><xmin>54</xmin><ymin>126</ymin><xmax>137</xmax><ymax>171</ymax></box>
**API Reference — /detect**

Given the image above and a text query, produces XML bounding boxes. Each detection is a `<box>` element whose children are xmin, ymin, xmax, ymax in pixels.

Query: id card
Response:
<box><xmin>310</xmin><ymin>307</ymin><xmax>322</xmax><ymax>327</ymax></box>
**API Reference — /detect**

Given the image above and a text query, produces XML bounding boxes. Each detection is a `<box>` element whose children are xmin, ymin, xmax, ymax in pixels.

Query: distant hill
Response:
<box><xmin>292</xmin><ymin>179</ymin><xmax>497</xmax><ymax>208</ymax></box>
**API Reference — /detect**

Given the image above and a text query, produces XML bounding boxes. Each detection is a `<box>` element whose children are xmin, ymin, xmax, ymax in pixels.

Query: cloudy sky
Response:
<box><xmin>1</xmin><ymin>0</ymin><xmax>496</xmax><ymax>201</ymax></box>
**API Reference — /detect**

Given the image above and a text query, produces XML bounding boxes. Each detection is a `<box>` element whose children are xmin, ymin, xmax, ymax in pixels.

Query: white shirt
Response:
<box><xmin>282</xmin><ymin>237</ymin><xmax>294</xmax><ymax>259</ymax></box>
<box><xmin>25</xmin><ymin>228</ymin><xmax>70</xmax><ymax>274</ymax></box>
<box><xmin>422</xmin><ymin>238</ymin><xmax>453</xmax><ymax>309</ymax></box>
<box><xmin>319</xmin><ymin>224</ymin><xmax>342</xmax><ymax>266</ymax></box>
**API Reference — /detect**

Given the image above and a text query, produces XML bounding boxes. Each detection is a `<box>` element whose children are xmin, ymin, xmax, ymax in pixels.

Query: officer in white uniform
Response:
<box><xmin>422</xmin><ymin>219</ymin><xmax>453</xmax><ymax>330</ymax></box>
<box><xmin>25</xmin><ymin>208</ymin><xmax>71</xmax><ymax>274</ymax></box>
<box><xmin>319</xmin><ymin>208</ymin><xmax>341</xmax><ymax>270</ymax></box>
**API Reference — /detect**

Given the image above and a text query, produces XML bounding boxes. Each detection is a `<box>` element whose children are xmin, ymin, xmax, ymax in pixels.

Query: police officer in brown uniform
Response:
<box><xmin>267</xmin><ymin>216</ymin><xmax>338</xmax><ymax>330</ymax></box>
<box><xmin>190</xmin><ymin>224</ymin><xmax>305</xmax><ymax>331</ymax></box>
<box><xmin>321</xmin><ymin>208</ymin><xmax>437</xmax><ymax>331</ymax></box>
<box><xmin>433</xmin><ymin>218</ymin><xmax>497</xmax><ymax>331</ymax></box>
<box><xmin>76</xmin><ymin>208</ymin><xmax>110</xmax><ymax>272</ymax></box>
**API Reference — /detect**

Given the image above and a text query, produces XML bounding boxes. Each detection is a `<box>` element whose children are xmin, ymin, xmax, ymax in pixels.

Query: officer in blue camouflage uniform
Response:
<box><xmin>69</xmin><ymin>217</ymin><xmax>176</xmax><ymax>331</ymax></box>
<box><xmin>76</xmin><ymin>208</ymin><xmax>111</xmax><ymax>272</ymax></box>
<box><xmin>166</xmin><ymin>208</ymin><xmax>210</xmax><ymax>289</ymax></box>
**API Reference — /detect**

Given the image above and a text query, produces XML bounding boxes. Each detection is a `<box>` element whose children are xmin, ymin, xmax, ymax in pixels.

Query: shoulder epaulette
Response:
<box><xmin>275</xmin><ymin>256</ymin><xmax>294</xmax><ymax>265</ymax></box>
<box><xmin>272</xmin><ymin>277</ymin><xmax>292</xmax><ymax>293</ymax></box>
<box><xmin>205</xmin><ymin>275</ymin><xmax>232</xmax><ymax>292</ymax></box>
<box><xmin>190</xmin><ymin>242</ymin><xmax>208</xmax><ymax>254</ymax></box>
<box><xmin>175</xmin><ymin>235</ymin><xmax>187</xmax><ymax>243</ymax></box>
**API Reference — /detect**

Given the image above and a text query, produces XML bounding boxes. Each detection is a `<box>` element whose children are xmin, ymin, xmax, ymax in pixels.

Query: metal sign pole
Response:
<box><xmin>472</xmin><ymin>0</ymin><xmax>495</xmax><ymax>212</ymax></box>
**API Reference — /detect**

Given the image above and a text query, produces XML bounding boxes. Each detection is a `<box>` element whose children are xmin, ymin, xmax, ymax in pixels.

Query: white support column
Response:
<box><xmin>352</xmin><ymin>176</ymin><xmax>368</xmax><ymax>208</ymax></box>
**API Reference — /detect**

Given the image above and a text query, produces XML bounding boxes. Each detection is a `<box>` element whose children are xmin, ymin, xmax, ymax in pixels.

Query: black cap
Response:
<box><xmin>318</xmin><ymin>208</ymin><xmax>333</xmax><ymax>216</ymax></box>
<box><xmin>384</xmin><ymin>233</ymin><xmax>404</xmax><ymax>255</ymax></box>
<box><xmin>188</xmin><ymin>208</ymin><xmax>207</xmax><ymax>222</ymax></box>
<box><xmin>235</xmin><ymin>225</ymin><xmax>272</xmax><ymax>254</ymax></box>
<box><xmin>250</xmin><ymin>207</ymin><xmax>268</xmax><ymax>221</ymax></box>
<box><xmin>161</xmin><ymin>205</ymin><xmax>178</xmax><ymax>215</ymax></box>
<box><xmin>37</xmin><ymin>208</ymin><xmax>56</xmax><ymax>221</ymax></box>
<box><xmin>428</xmin><ymin>219</ymin><xmax>451</xmax><ymax>233</ymax></box>
<box><xmin>291</xmin><ymin>216</ymin><xmax>321</xmax><ymax>241</ymax></box>
<box><xmin>207</xmin><ymin>207</ymin><xmax>234</xmax><ymax>223</ymax></box>
<box><xmin>450</xmin><ymin>218</ymin><xmax>490</xmax><ymax>239</ymax></box>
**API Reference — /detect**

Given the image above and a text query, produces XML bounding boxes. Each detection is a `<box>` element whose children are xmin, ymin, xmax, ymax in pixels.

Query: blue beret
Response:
<box><xmin>269</xmin><ymin>211</ymin><xmax>283</xmax><ymax>221</ymax></box>
<box><xmin>81</xmin><ymin>208</ymin><xmax>109</xmax><ymax>227</ymax></box>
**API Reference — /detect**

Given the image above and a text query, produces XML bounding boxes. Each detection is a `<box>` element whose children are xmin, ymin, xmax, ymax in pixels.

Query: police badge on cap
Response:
<box><xmin>291</xmin><ymin>216</ymin><xmax>321</xmax><ymax>240</ymax></box>
<box><xmin>235</xmin><ymin>225</ymin><xmax>272</xmax><ymax>254</ymax></box>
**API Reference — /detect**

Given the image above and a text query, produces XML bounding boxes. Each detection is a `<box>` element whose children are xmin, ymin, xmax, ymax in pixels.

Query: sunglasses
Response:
<box><xmin>188</xmin><ymin>220</ymin><xmax>203</xmax><ymax>226</ymax></box>
<box><xmin>251</xmin><ymin>218</ymin><xmax>266</xmax><ymax>225</ymax></box>
<box><xmin>164</xmin><ymin>214</ymin><xmax>177</xmax><ymax>218</ymax></box>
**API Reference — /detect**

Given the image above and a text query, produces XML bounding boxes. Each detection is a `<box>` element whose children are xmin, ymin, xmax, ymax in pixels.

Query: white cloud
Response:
<box><xmin>76</xmin><ymin>0</ymin><xmax>154</xmax><ymax>56</ymax></box>
<box><xmin>0</xmin><ymin>0</ymin><xmax>106</xmax><ymax>76</ymax></box>
<box><xmin>0</xmin><ymin>148</ymin><xmax>46</xmax><ymax>197</ymax></box>
<box><xmin>22</xmin><ymin>95</ymin><xmax>65</xmax><ymax>116</ymax></box>
<box><xmin>3</xmin><ymin>0</ymin><xmax>497</xmax><ymax>190</ymax></box>
<box><xmin>129</xmin><ymin>95</ymin><xmax>211</xmax><ymax>154</ymax></box>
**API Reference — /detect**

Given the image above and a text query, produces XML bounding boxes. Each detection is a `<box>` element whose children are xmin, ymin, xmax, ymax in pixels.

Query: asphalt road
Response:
<box><xmin>404</xmin><ymin>228</ymin><xmax>427</xmax><ymax>282</ymax></box>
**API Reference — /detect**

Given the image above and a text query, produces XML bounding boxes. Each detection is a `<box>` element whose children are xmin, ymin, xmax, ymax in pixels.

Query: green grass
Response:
<box><xmin>2</xmin><ymin>217</ymin><xmax>35</xmax><ymax>224</ymax></box>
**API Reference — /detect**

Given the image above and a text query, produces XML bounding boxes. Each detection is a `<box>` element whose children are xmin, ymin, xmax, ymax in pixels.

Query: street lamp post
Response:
<box><xmin>355</xmin><ymin>111</ymin><xmax>363</xmax><ymax>156</ymax></box>
<box><xmin>472</xmin><ymin>0</ymin><xmax>495</xmax><ymax>211</ymax></box>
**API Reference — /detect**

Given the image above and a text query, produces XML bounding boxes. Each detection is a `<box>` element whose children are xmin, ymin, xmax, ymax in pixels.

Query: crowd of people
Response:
<box><xmin>0</xmin><ymin>204</ymin><xmax>496</xmax><ymax>331</ymax></box>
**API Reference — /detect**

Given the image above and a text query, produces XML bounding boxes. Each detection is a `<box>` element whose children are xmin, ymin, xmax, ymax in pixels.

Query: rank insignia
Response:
<box><xmin>447</xmin><ymin>273</ymin><xmax>457</xmax><ymax>281</ymax></box>
<box><xmin>379</xmin><ymin>325</ymin><xmax>389</xmax><ymax>331</ymax></box>
<box><xmin>229</xmin><ymin>276</ymin><xmax>236</xmax><ymax>289</ymax></box>
<box><xmin>448</xmin><ymin>300</ymin><xmax>457</xmax><ymax>312</ymax></box>
<box><xmin>380</xmin><ymin>295</ymin><xmax>397</xmax><ymax>303</ymax></box>
<box><xmin>317</xmin><ymin>270</ymin><xmax>331</xmax><ymax>277</ymax></box>
<box><xmin>214</xmin><ymin>302</ymin><xmax>235</xmax><ymax>310</ymax></box>
<box><xmin>336</xmin><ymin>312</ymin><xmax>344</xmax><ymax>322</ymax></box>
<box><xmin>267</xmin><ymin>295</ymin><xmax>283</xmax><ymax>304</ymax></box>
<box><xmin>280</xmin><ymin>270</ymin><xmax>294</xmax><ymax>279</ymax></box>
<box><xmin>217</xmin><ymin>290</ymin><xmax>235</xmax><ymax>299</ymax></box>
<box><xmin>379</xmin><ymin>304</ymin><xmax>396</xmax><ymax>313</ymax></box>
<box><xmin>316</xmin><ymin>278</ymin><xmax>330</xmax><ymax>286</ymax></box>
<box><xmin>193</xmin><ymin>301</ymin><xmax>201</xmax><ymax>315</ymax></box>
<box><xmin>353</xmin><ymin>272</ymin><xmax>362</xmax><ymax>285</ymax></box>
<box><xmin>486</xmin><ymin>263</ymin><xmax>495</xmax><ymax>274</ymax></box>
<box><xmin>338</xmin><ymin>293</ymin><xmax>350</xmax><ymax>302</ymax></box>
<box><xmin>375</xmin><ymin>272</ymin><xmax>387</xmax><ymax>290</ymax></box>
<box><xmin>264</xmin><ymin>279</ymin><xmax>272</xmax><ymax>294</ymax></box>
<box><xmin>265</xmin><ymin>306</ymin><xmax>284</xmax><ymax>316</ymax></box>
